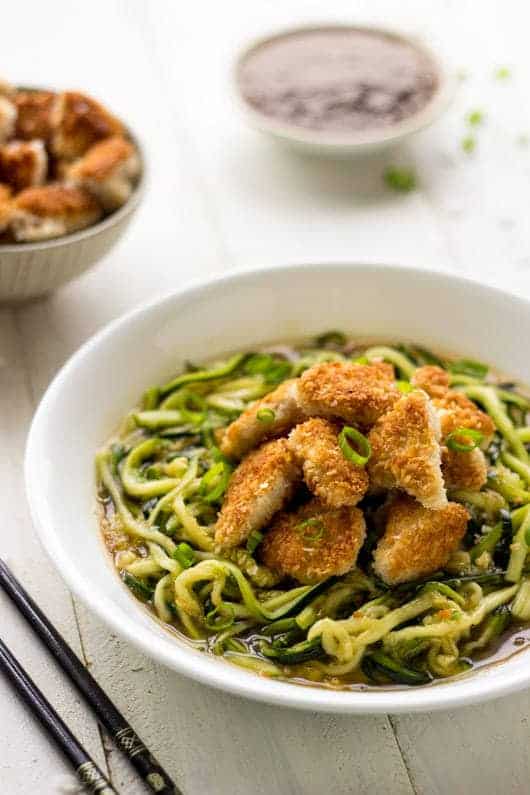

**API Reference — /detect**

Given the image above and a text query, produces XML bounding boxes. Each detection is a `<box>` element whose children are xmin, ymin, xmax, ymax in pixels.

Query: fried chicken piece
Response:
<box><xmin>442</xmin><ymin>446</ymin><xmax>488</xmax><ymax>491</ymax></box>
<box><xmin>373</xmin><ymin>495</ymin><xmax>469</xmax><ymax>585</ymax></box>
<box><xmin>260</xmin><ymin>498</ymin><xmax>366</xmax><ymax>584</ymax></box>
<box><xmin>10</xmin><ymin>183</ymin><xmax>102</xmax><ymax>242</ymax></box>
<box><xmin>220</xmin><ymin>379</ymin><xmax>306</xmax><ymax>460</ymax></box>
<box><xmin>14</xmin><ymin>90</ymin><xmax>58</xmax><ymax>141</ymax></box>
<box><xmin>215</xmin><ymin>438</ymin><xmax>300</xmax><ymax>549</ymax></box>
<box><xmin>0</xmin><ymin>183</ymin><xmax>13</xmax><ymax>233</ymax></box>
<box><xmin>297</xmin><ymin>361</ymin><xmax>400</xmax><ymax>428</ymax></box>
<box><xmin>368</xmin><ymin>390</ymin><xmax>447</xmax><ymax>509</ymax></box>
<box><xmin>0</xmin><ymin>79</ymin><xmax>14</xmax><ymax>98</ymax></box>
<box><xmin>65</xmin><ymin>135</ymin><xmax>140</xmax><ymax>211</ymax></box>
<box><xmin>0</xmin><ymin>140</ymin><xmax>47</xmax><ymax>191</ymax></box>
<box><xmin>411</xmin><ymin>365</ymin><xmax>450</xmax><ymax>398</ymax></box>
<box><xmin>50</xmin><ymin>91</ymin><xmax>123</xmax><ymax>160</ymax></box>
<box><xmin>434</xmin><ymin>391</ymin><xmax>495</xmax><ymax>443</ymax></box>
<box><xmin>288</xmin><ymin>418</ymin><xmax>368</xmax><ymax>507</ymax></box>
<box><xmin>0</xmin><ymin>95</ymin><xmax>17</xmax><ymax>144</ymax></box>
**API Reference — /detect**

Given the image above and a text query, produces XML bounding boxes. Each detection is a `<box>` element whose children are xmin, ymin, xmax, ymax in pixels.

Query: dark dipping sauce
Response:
<box><xmin>237</xmin><ymin>27</ymin><xmax>439</xmax><ymax>137</ymax></box>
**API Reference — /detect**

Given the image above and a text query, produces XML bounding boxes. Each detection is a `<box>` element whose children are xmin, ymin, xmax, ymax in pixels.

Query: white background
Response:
<box><xmin>3</xmin><ymin>1</ymin><xmax>530</xmax><ymax>793</ymax></box>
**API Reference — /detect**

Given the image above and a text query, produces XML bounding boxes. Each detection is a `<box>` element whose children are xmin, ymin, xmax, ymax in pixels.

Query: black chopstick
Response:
<box><xmin>0</xmin><ymin>637</ymin><xmax>117</xmax><ymax>794</ymax></box>
<box><xmin>0</xmin><ymin>559</ymin><xmax>180</xmax><ymax>795</ymax></box>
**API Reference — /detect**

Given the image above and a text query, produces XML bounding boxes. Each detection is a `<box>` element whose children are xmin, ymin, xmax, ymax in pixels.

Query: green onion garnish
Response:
<box><xmin>352</xmin><ymin>355</ymin><xmax>370</xmax><ymax>365</ymax></box>
<box><xmin>450</xmin><ymin>359</ymin><xmax>489</xmax><ymax>379</ymax></box>
<box><xmin>396</xmin><ymin>380</ymin><xmax>413</xmax><ymax>394</ymax></box>
<box><xmin>446</xmin><ymin>427</ymin><xmax>484</xmax><ymax>453</ymax></box>
<box><xmin>495</xmin><ymin>66</ymin><xmax>511</xmax><ymax>80</ymax></box>
<box><xmin>315</xmin><ymin>331</ymin><xmax>347</xmax><ymax>348</ymax></box>
<box><xmin>257</xmin><ymin>408</ymin><xmax>275</xmax><ymax>423</ymax></box>
<box><xmin>199</xmin><ymin>461</ymin><xmax>232</xmax><ymax>503</ymax></box>
<box><xmin>296</xmin><ymin>518</ymin><xmax>325</xmax><ymax>543</ymax></box>
<box><xmin>246</xmin><ymin>530</ymin><xmax>264</xmax><ymax>554</ymax></box>
<box><xmin>338</xmin><ymin>426</ymin><xmax>372</xmax><ymax>467</ymax></box>
<box><xmin>467</xmin><ymin>110</ymin><xmax>484</xmax><ymax>126</ymax></box>
<box><xmin>204</xmin><ymin>603</ymin><xmax>235</xmax><ymax>631</ymax></box>
<box><xmin>172</xmin><ymin>542</ymin><xmax>195</xmax><ymax>569</ymax></box>
<box><xmin>461</xmin><ymin>136</ymin><xmax>476</xmax><ymax>154</ymax></box>
<box><xmin>383</xmin><ymin>166</ymin><xmax>416</xmax><ymax>193</ymax></box>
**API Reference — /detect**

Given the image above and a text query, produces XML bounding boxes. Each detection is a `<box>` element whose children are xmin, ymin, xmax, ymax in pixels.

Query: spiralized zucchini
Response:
<box><xmin>96</xmin><ymin>337</ymin><xmax>530</xmax><ymax>688</ymax></box>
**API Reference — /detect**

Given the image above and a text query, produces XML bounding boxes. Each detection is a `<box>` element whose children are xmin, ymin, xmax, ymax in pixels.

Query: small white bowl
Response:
<box><xmin>234</xmin><ymin>25</ymin><xmax>456</xmax><ymax>158</ymax></box>
<box><xmin>25</xmin><ymin>263</ymin><xmax>530</xmax><ymax>714</ymax></box>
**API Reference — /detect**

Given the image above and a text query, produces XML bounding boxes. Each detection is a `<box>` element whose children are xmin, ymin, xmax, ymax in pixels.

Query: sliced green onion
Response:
<box><xmin>257</xmin><ymin>408</ymin><xmax>275</xmax><ymax>423</ymax></box>
<box><xmin>172</xmin><ymin>542</ymin><xmax>195</xmax><ymax>569</ymax></box>
<box><xmin>338</xmin><ymin>426</ymin><xmax>371</xmax><ymax>466</ymax></box>
<box><xmin>383</xmin><ymin>166</ymin><xmax>416</xmax><ymax>193</ymax></box>
<box><xmin>396</xmin><ymin>380</ymin><xmax>413</xmax><ymax>394</ymax></box>
<box><xmin>199</xmin><ymin>461</ymin><xmax>232</xmax><ymax>504</ymax></box>
<box><xmin>446</xmin><ymin>427</ymin><xmax>484</xmax><ymax>453</ymax></box>
<box><xmin>296</xmin><ymin>518</ymin><xmax>325</xmax><ymax>543</ymax></box>
<box><xmin>450</xmin><ymin>359</ymin><xmax>488</xmax><ymax>379</ymax></box>
<box><xmin>204</xmin><ymin>603</ymin><xmax>236</xmax><ymax>631</ymax></box>
<box><xmin>467</xmin><ymin>109</ymin><xmax>485</xmax><ymax>126</ymax></box>
<box><xmin>246</xmin><ymin>530</ymin><xmax>264</xmax><ymax>555</ymax></box>
<box><xmin>352</xmin><ymin>355</ymin><xmax>369</xmax><ymax>365</ymax></box>
<box><xmin>315</xmin><ymin>331</ymin><xmax>347</xmax><ymax>348</ymax></box>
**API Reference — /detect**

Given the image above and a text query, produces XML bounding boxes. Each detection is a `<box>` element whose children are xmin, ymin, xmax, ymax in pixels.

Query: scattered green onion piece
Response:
<box><xmin>352</xmin><ymin>355</ymin><xmax>369</xmax><ymax>365</ymax></box>
<box><xmin>462</xmin><ymin>136</ymin><xmax>476</xmax><ymax>154</ymax></box>
<box><xmin>199</xmin><ymin>461</ymin><xmax>232</xmax><ymax>504</ymax></box>
<box><xmin>450</xmin><ymin>359</ymin><xmax>488</xmax><ymax>379</ymax></box>
<box><xmin>495</xmin><ymin>66</ymin><xmax>511</xmax><ymax>80</ymax></box>
<box><xmin>338</xmin><ymin>426</ymin><xmax>371</xmax><ymax>467</ymax></box>
<box><xmin>383</xmin><ymin>166</ymin><xmax>416</xmax><ymax>193</ymax></box>
<box><xmin>296</xmin><ymin>518</ymin><xmax>325</xmax><ymax>543</ymax></box>
<box><xmin>172</xmin><ymin>542</ymin><xmax>195</xmax><ymax>569</ymax></box>
<box><xmin>246</xmin><ymin>530</ymin><xmax>264</xmax><ymax>555</ymax></box>
<box><xmin>396</xmin><ymin>380</ymin><xmax>413</xmax><ymax>394</ymax></box>
<box><xmin>446</xmin><ymin>427</ymin><xmax>484</xmax><ymax>453</ymax></box>
<box><xmin>204</xmin><ymin>603</ymin><xmax>236</xmax><ymax>631</ymax></box>
<box><xmin>257</xmin><ymin>408</ymin><xmax>275</xmax><ymax>424</ymax></box>
<box><xmin>467</xmin><ymin>110</ymin><xmax>484</xmax><ymax>126</ymax></box>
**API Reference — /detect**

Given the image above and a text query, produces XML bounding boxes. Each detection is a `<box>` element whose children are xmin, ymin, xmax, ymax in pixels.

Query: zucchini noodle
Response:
<box><xmin>96</xmin><ymin>337</ymin><xmax>530</xmax><ymax>689</ymax></box>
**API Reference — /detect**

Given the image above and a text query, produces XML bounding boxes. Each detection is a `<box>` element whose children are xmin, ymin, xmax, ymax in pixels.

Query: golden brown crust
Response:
<box><xmin>13</xmin><ymin>183</ymin><xmax>99</xmax><ymax>218</ymax></box>
<box><xmin>434</xmin><ymin>391</ymin><xmax>495</xmax><ymax>442</ymax></box>
<box><xmin>411</xmin><ymin>365</ymin><xmax>450</xmax><ymax>398</ymax></box>
<box><xmin>14</xmin><ymin>90</ymin><xmax>57</xmax><ymax>141</ymax></box>
<box><xmin>297</xmin><ymin>361</ymin><xmax>399</xmax><ymax>428</ymax></box>
<box><xmin>260</xmin><ymin>498</ymin><xmax>366</xmax><ymax>584</ymax></box>
<box><xmin>0</xmin><ymin>184</ymin><xmax>13</xmax><ymax>232</ymax></box>
<box><xmin>0</xmin><ymin>182</ymin><xmax>11</xmax><ymax>202</ymax></box>
<box><xmin>214</xmin><ymin>438</ymin><xmax>301</xmax><ymax>549</ymax></box>
<box><xmin>373</xmin><ymin>495</ymin><xmax>469</xmax><ymax>585</ymax></box>
<box><xmin>0</xmin><ymin>95</ymin><xmax>17</xmax><ymax>143</ymax></box>
<box><xmin>66</xmin><ymin>135</ymin><xmax>134</xmax><ymax>181</ymax></box>
<box><xmin>442</xmin><ymin>446</ymin><xmax>488</xmax><ymax>491</ymax></box>
<box><xmin>0</xmin><ymin>140</ymin><xmax>47</xmax><ymax>191</ymax></box>
<box><xmin>288</xmin><ymin>418</ymin><xmax>368</xmax><ymax>507</ymax></box>
<box><xmin>368</xmin><ymin>390</ymin><xmax>447</xmax><ymax>509</ymax></box>
<box><xmin>51</xmin><ymin>91</ymin><xmax>123</xmax><ymax>160</ymax></box>
<box><xmin>220</xmin><ymin>379</ymin><xmax>306</xmax><ymax>460</ymax></box>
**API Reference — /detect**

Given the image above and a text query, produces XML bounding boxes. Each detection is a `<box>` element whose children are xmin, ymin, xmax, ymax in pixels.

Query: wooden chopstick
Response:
<box><xmin>0</xmin><ymin>559</ymin><xmax>180</xmax><ymax>795</ymax></box>
<box><xmin>0</xmin><ymin>636</ymin><xmax>117</xmax><ymax>794</ymax></box>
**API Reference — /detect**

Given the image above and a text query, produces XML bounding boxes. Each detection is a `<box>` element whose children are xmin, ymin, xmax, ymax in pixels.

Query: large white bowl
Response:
<box><xmin>25</xmin><ymin>263</ymin><xmax>530</xmax><ymax>714</ymax></box>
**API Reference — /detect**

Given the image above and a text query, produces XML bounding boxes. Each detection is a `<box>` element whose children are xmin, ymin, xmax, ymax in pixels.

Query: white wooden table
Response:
<box><xmin>3</xmin><ymin>1</ymin><xmax>530</xmax><ymax>792</ymax></box>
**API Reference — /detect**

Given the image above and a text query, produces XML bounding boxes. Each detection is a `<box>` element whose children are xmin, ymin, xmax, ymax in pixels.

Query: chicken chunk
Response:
<box><xmin>411</xmin><ymin>365</ymin><xmax>450</xmax><ymax>398</ymax></box>
<box><xmin>65</xmin><ymin>135</ymin><xmax>140</xmax><ymax>211</ymax></box>
<box><xmin>220</xmin><ymin>379</ymin><xmax>306</xmax><ymax>460</ymax></box>
<box><xmin>368</xmin><ymin>390</ymin><xmax>447</xmax><ymax>509</ymax></box>
<box><xmin>0</xmin><ymin>183</ymin><xmax>13</xmax><ymax>233</ymax></box>
<box><xmin>0</xmin><ymin>140</ymin><xmax>47</xmax><ymax>191</ymax></box>
<box><xmin>14</xmin><ymin>90</ymin><xmax>58</xmax><ymax>141</ymax></box>
<box><xmin>10</xmin><ymin>184</ymin><xmax>102</xmax><ymax>242</ymax></box>
<box><xmin>215</xmin><ymin>438</ymin><xmax>300</xmax><ymax>549</ymax></box>
<box><xmin>0</xmin><ymin>95</ymin><xmax>16</xmax><ymax>144</ymax></box>
<box><xmin>50</xmin><ymin>91</ymin><xmax>123</xmax><ymax>160</ymax></box>
<box><xmin>288</xmin><ymin>418</ymin><xmax>368</xmax><ymax>507</ymax></box>
<box><xmin>373</xmin><ymin>495</ymin><xmax>469</xmax><ymax>585</ymax></box>
<box><xmin>442</xmin><ymin>446</ymin><xmax>488</xmax><ymax>492</ymax></box>
<box><xmin>297</xmin><ymin>361</ymin><xmax>400</xmax><ymax>428</ymax></box>
<box><xmin>434</xmin><ymin>391</ymin><xmax>495</xmax><ymax>444</ymax></box>
<box><xmin>260</xmin><ymin>499</ymin><xmax>366</xmax><ymax>584</ymax></box>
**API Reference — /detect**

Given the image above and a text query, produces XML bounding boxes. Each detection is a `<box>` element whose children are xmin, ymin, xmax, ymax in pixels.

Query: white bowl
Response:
<box><xmin>234</xmin><ymin>25</ymin><xmax>456</xmax><ymax>158</ymax></box>
<box><xmin>25</xmin><ymin>263</ymin><xmax>530</xmax><ymax>714</ymax></box>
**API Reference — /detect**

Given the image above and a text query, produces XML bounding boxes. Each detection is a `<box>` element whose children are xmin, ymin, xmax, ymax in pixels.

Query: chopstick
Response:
<box><xmin>0</xmin><ymin>636</ymin><xmax>117</xmax><ymax>794</ymax></box>
<box><xmin>0</xmin><ymin>559</ymin><xmax>180</xmax><ymax>795</ymax></box>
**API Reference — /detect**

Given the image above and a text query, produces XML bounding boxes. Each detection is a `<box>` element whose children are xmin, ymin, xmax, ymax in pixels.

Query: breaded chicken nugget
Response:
<box><xmin>373</xmin><ymin>495</ymin><xmax>469</xmax><ymax>585</ymax></box>
<box><xmin>434</xmin><ymin>391</ymin><xmax>495</xmax><ymax>443</ymax></box>
<box><xmin>442</xmin><ymin>446</ymin><xmax>488</xmax><ymax>491</ymax></box>
<box><xmin>215</xmin><ymin>438</ymin><xmax>300</xmax><ymax>549</ymax></box>
<box><xmin>0</xmin><ymin>140</ymin><xmax>47</xmax><ymax>191</ymax></box>
<box><xmin>50</xmin><ymin>91</ymin><xmax>123</xmax><ymax>160</ymax></box>
<box><xmin>411</xmin><ymin>365</ymin><xmax>450</xmax><ymax>398</ymax></box>
<box><xmin>65</xmin><ymin>135</ymin><xmax>140</xmax><ymax>211</ymax></box>
<box><xmin>368</xmin><ymin>390</ymin><xmax>447</xmax><ymax>509</ymax></box>
<box><xmin>14</xmin><ymin>90</ymin><xmax>58</xmax><ymax>141</ymax></box>
<box><xmin>220</xmin><ymin>379</ymin><xmax>306</xmax><ymax>460</ymax></box>
<box><xmin>11</xmin><ymin>184</ymin><xmax>102</xmax><ymax>242</ymax></box>
<box><xmin>297</xmin><ymin>361</ymin><xmax>400</xmax><ymax>428</ymax></box>
<box><xmin>260</xmin><ymin>498</ymin><xmax>366</xmax><ymax>584</ymax></box>
<box><xmin>288</xmin><ymin>418</ymin><xmax>368</xmax><ymax>507</ymax></box>
<box><xmin>0</xmin><ymin>95</ymin><xmax>17</xmax><ymax>144</ymax></box>
<box><xmin>0</xmin><ymin>183</ymin><xmax>13</xmax><ymax>233</ymax></box>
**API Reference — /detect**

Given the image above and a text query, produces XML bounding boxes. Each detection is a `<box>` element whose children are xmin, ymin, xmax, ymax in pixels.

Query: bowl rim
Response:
<box><xmin>25</xmin><ymin>262</ymin><xmax>530</xmax><ymax>714</ymax></box>
<box><xmin>0</xmin><ymin>105</ymin><xmax>146</xmax><ymax>253</ymax></box>
<box><xmin>232</xmin><ymin>23</ymin><xmax>456</xmax><ymax>150</ymax></box>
